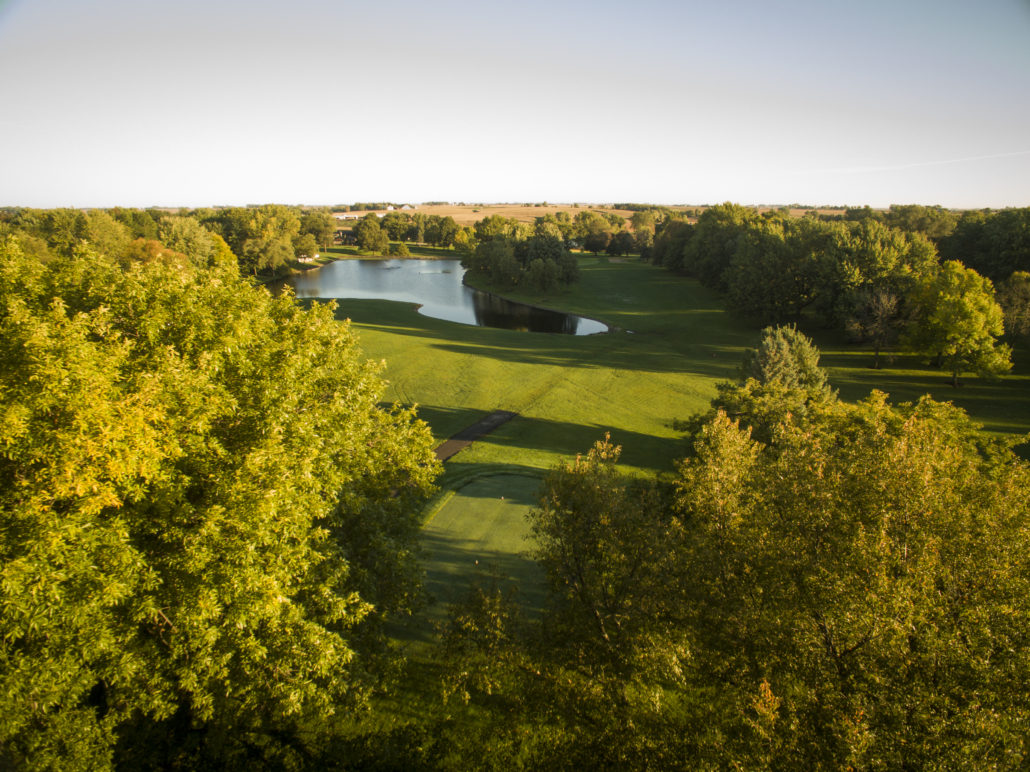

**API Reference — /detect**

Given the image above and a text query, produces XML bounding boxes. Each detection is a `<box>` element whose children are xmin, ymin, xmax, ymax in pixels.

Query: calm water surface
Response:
<box><xmin>283</xmin><ymin>259</ymin><xmax>608</xmax><ymax>335</ymax></box>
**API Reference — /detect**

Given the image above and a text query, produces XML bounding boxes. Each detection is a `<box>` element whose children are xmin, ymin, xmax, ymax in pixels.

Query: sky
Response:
<box><xmin>0</xmin><ymin>0</ymin><xmax>1028</xmax><ymax>209</ymax></box>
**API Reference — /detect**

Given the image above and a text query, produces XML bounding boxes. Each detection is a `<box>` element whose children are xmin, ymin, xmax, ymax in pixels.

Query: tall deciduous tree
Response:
<box><xmin>998</xmin><ymin>270</ymin><xmax>1030</xmax><ymax>336</ymax></box>
<box><xmin>675</xmin><ymin>393</ymin><xmax>1030</xmax><ymax>768</ymax></box>
<box><xmin>300</xmin><ymin>210</ymin><xmax>335</xmax><ymax>251</ymax></box>
<box><xmin>0</xmin><ymin>238</ymin><xmax>439</xmax><ymax>768</ymax></box>
<box><xmin>904</xmin><ymin>260</ymin><xmax>1011</xmax><ymax>386</ymax></box>
<box><xmin>354</xmin><ymin>213</ymin><xmax>389</xmax><ymax>254</ymax></box>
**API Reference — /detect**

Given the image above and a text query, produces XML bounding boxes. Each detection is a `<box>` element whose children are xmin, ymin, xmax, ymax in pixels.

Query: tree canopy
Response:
<box><xmin>904</xmin><ymin>259</ymin><xmax>1011</xmax><ymax>385</ymax></box>
<box><xmin>0</xmin><ymin>237</ymin><xmax>439</xmax><ymax>768</ymax></box>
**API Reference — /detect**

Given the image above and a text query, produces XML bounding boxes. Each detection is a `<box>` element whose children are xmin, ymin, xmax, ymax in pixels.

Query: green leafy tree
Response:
<box><xmin>293</xmin><ymin>231</ymin><xmax>320</xmax><ymax>259</ymax></box>
<box><xmin>741</xmin><ymin>324</ymin><xmax>829</xmax><ymax>393</ymax></box>
<box><xmin>883</xmin><ymin>203</ymin><xmax>958</xmax><ymax>240</ymax></box>
<box><xmin>466</xmin><ymin>238</ymin><xmax>521</xmax><ymax>287</ymax></box>
<box><xmin>354</xmin><ymin>214</ymin><xmax>389</xmax><ymax>255</ymax></box>
<box><xmin>524</xmin><ymin>258</ymin><xmax>559</xmax><ymax>291</ymax></box>
<box><xmin>380</xmin><ymin>211</ymin><xmax>411</xmax><ymax>241</ymax></box>
<box><xmin>300</xmin><ymin>210</ymin><xmax>335</xmax><ymax>251</ymax></box>
<box><xmin>474</xmin><ymin>214</ymin><xmax>518</xmax><ymax>242</ymax></box>
<box><xmin>997</xmin><ymin>270</ymin><xmax>1030</xmax><ymax>336</ymax></box>
<box><xmin>649</xmin><ymin>218</ymin><xmax>694</xmax><ymax>270</ymax></box>
<box><xmin>725</xmin><ymin>216</ymin><xmax>818</xmax><ymax>323</ymax></box>
<box><xmin>211</xmin><ymin>205</ymin><xmax>302</xmax><ymax>275</ymax></box>
<box><xmin>83</xmin><ymin>210</ymin><xmax>131</xmax><ymax>259</ymax></box>
<box><xmin>0</xmin><ymin>238</ymin><xmax>439</xmax><ymax>768</ymax></box>
<box><xmin>156</xmin><ymin>215</ymin><xmax>218</xmax><ymax>266</ymax></box>
<box><xmin>675</xmin><ymin>394</ymin><xmax>1030</xmax><ymax>768</ymax></box>
<box><xmin>681</xmin><ymin>202</ymin><xmax>759</xmax><ymax>289</ymax></box>
<box><xmin>425</xmin><ymin>215</ymin><xmax>460</xmax><ymax>247</ymax></box>
<box><xmin>605</xmin><ymin>230</ymin><xmax>636</xmax><ymax>257</ymax></box>
<box><xmin>904</xmin><ymin>260</ymin><xmax>1012</xmax><ymax>386</ymax></box>
<box><xmin>938</xmin><ymin>207</ymin><xmax>1030</xmax><ymax>281</ymax></box>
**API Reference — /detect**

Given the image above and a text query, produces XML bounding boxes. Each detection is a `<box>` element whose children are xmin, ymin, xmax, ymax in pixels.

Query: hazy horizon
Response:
<box><xmin>1</xmin><ymin>0</ymin><xmax>1028</xmax><ymax>210</ymax></box>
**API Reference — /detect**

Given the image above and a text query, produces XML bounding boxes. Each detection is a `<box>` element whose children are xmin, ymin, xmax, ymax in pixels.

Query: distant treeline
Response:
<box><xmin>647</xmin><ymin>203</ymin><xmax>1028</xmax><ymax>381</ymax></box>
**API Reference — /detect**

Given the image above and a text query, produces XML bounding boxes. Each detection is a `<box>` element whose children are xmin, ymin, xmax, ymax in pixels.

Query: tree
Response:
<box><xmin>466</xmin><ymin>238</ymin><xmax>521</xmax><ymax>287</ymax></box>
<box><xmin>997</xmin><ymin>270</ymin><xmax>1030</xmax><ymax>336</ymax></box>
<box><xmin>582</xmin><ymin>229</ymin><xmax>611</xmax><ymax>254</ymax></box>
<box><xmin>157</xmin><ymin>215</ymin><xmax>218</xmax><ymax>266</ymax></box>
<box><xmin>474</xmin><ymin>214</ymin><xmax>518</xmax><ymax>242</ymax></box>
<box><xmin>741</xmin><ymin>324</ymin><xmax>830</xmax><ymax>393</ymax></box>
<box><xmin>938</xmin><ymin>208</ymin><xmax>1030</xmax><ymax>281</ymax></box>
<box><xmin>380</xmin><ymin>211</ymin><xmax>411</xmax><ymax>241</ymax></box>
<box><xmin>299</xmin><ymin>210</ymin><xmax>335</xmax><ymax>251</ymax></box>
<box><xmin>242</xmin><ymin>233</ymin><xmax>294</xmax><ymax>274</ymax></box>
<box><xmin>529</xmin><ymin>435</ymin><xmax>676</xmax><ymax>677</ymax></box>
<box><xmin>812</xmin><ymin>218</ymin><xmax>936</xmax><ymax>328</ymax></box>
<box><xmin>681</xmin><ymin>202</ymin><xmax>758</xmax><ymax>289</ymax></box>
<box><xmin>883</xmin><ymin>204</ymin><xmax>958</xmax><ymax>240</ymax></box>
<box><xmin>293</xmin><ymin>232</ymin><xmax>319</xmax><ymax>259</ymax></box>
<box><xmin>674</xmin><ymin>394</ymin><xmax>1030</xmax><ymax>768</ymax></box>
<box><xmin>605</xmin><ymin>230</ymin><xmax>636</xmax><ymax>257</ymax></box>
<box><xmin>573</xmin><ymin>211</ymin><xmax>613</xmax><ymax>254</ymax></box>
<box><xmin>649</xmin><ymin>218</ymin><xmax>694</xmax><ymax>270</ymax></box>
<box><xmin>0</xmin><ymin>238</ymin><xmax>439</xmax><ymax>768</ymax></box>
<box><xmin>83</xmin><ymin>210</ymin><xmax>130</xmax><ymax>259</ymax></box>
<box><xmin>425</xmin><ymin>215</ymin><xmax>459</xmax><ymax>247</ymax></box>
<box><xmin>354</xmin><ymin>214</ymin><xmax>389</xmax><ymax>254</ymax></box>
<box><xmin>214</xmin><ymin>205</ymin><xmax>302</xmax><ymax>275</ymax></box>
<box><xmin>845</xmin><ymin>286</ymin><xmax>903</xmax><ymax>368</ymax></box>
<box><xmin>524</xmin><ymin>258</ymin><xmax>559</xmax><ymax>291</ymax></box>
<box><xmin>725</xmin><ymin>216</ymin><xmax>818</xmax><ymax>323</ymax></box>
<box><xmin>904</xmin><ymin>260</ymin><xmax>1012</xmax><ymax>386</ymax></box>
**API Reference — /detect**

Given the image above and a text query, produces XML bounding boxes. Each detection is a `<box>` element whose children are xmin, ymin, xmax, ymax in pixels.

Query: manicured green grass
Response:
<box><xmin>330</xmin><ymin>257</ymin><xmax>1030</xmax><ymax>469</ymax></box>
<box><xmin>400</xmin><ymin>474</ymin><xmax>546</xmax><ymax>645</ymax></box>
<box><xmin>338</xmin><ymin>257</ymin><xmax>760</xmax><ymax>478</ymax></box>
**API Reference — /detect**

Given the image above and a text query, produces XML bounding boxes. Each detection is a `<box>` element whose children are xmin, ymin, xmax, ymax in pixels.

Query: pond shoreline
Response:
<box><xmin>277</xmin><ymin>256</ymin><xmax>610</xmax><ymax>335</ymax></box>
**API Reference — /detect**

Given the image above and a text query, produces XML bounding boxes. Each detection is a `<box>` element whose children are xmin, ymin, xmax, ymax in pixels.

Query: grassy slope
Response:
<box><xmin>338</xmin><ymin>257</ymin><xmax>759</xmax><ymax>479</ymax></box>
<box><xmin>402</xmin><ymin>474</ymin><xmax>547</xmax><ymax>644</ymax></box>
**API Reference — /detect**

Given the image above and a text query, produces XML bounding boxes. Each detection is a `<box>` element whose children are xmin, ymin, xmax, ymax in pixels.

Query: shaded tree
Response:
<box><xmin>300</xmin><ymin>210</ymin><xmax>335</xmax><ymax>251</ymax></box>
<box><xmin>998</xmin><ymin>270</ymin><xmax>1030</xmax><ymax>336</ymax></box>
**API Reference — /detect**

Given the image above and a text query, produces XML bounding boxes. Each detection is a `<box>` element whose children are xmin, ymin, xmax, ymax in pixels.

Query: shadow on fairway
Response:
<box><xmin>425</xmin><ymin>409</ymin><xmax>692</xmax><ymax>474</ymax></box>
<box><xmin>399</xmin><ymin>522</ymin><xmax>547</xmax><ymax>647</ymax></box>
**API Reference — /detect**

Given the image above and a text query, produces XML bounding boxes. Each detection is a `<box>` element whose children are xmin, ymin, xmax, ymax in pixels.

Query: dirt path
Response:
<box><xmin>434</xmin><ymin>410</ymin><xmax>518</xmax><ymax>462</ymax></box>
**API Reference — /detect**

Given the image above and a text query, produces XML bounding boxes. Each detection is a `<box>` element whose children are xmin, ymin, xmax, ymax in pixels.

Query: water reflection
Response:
<box><xmin>281</xmin><ymin>258</ymin><xmax>607</xmax><ymax>336</ymax></box>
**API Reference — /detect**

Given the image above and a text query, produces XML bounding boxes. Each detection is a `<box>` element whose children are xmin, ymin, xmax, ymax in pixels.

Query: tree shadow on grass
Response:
<box><xmin>408</xmin><ymin>404</ymin><xmax>497</xmax><ymax>441</ymax></box>
<box><xmin>396</xmin><ymin>533</ymin><xmax>547</xmax><ymax>646</ymax></box>
<box><xmin>426</xmin><ymin>409</ymin><xmax>693</xmax><ymax>475</ymax></box>
<box><xmin>340</xmin><ymin>299</ymin><xmax>753</xmax><ymax>378</ymax></box>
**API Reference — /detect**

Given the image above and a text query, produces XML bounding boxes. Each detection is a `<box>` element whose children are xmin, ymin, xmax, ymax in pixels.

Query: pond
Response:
<box><xmin>280</xmin><ymin>258</ymin><xmax>609</xmax><ymax>335</ymax></box>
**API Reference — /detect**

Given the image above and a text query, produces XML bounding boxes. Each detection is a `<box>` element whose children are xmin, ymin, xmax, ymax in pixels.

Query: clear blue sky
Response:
<box><xmin>1</xmin><ymin>0</ymin><xmax>1028</xmax><ymax>208</ymax></box>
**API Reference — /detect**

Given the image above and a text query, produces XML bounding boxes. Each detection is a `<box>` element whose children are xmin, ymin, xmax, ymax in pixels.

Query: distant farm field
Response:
<box><xmin>330</xmin><ymin>203</ymin><xmax>853</xmax><ymax>227</ymax></box>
